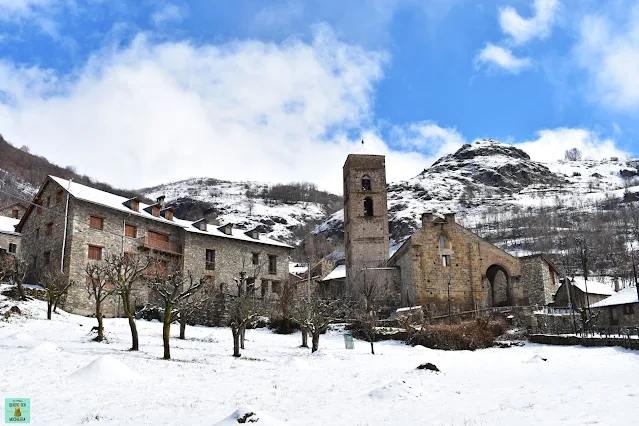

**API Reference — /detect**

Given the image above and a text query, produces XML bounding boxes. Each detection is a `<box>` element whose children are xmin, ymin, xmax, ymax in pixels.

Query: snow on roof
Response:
<box><xmin>322</xmin><ymin>264</ymin><xmax>346</xmax><ymax>281</ymax></box>
<box><xmin>569</xmin><ymin>277</ymin><xmax>615</xmax><ymax>296</ymax></box>
<box><xmin>289</xmin><ymin>262</ymin><xmax>308</xmax><ymax>275</ymax></box>
<box><xmin>591</xmin><ymin>286</ymin><xmax>639</xmax><ymax>308</ymax></box>
<box><xmin>0</xmin><ymin>216</ymin><xmax>20</xmax><ymax>235</ymax></box>
<box><xmin>49</xmin><ymin>176</ymin><xmax>291</xmax><ymax>249</ymax></box>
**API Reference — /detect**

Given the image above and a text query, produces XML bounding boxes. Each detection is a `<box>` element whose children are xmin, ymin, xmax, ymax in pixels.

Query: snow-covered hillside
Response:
<box><xmin>315</xmin><ymin>139</ymin><xmax>639</xmax><ymax>247</ymax></box>
<box><xmin>141</xmin><ymin>178</ymin><xmax>339</xmax><ymax>244</ymax></box>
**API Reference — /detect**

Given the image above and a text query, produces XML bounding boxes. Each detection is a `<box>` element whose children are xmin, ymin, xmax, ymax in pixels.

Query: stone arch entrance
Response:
<box><xmin>486</xmin><ymin>264</ymin><xmax>512</xmax><ymax>307</ymax></box>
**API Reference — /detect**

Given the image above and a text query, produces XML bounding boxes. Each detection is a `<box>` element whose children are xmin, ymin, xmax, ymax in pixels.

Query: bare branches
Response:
<box><xmin>85</xmin><ymin>261</ymin><xmax>114</xmax><ymax>341</ymax></box>
<box><xmin>40</xmin><ymin>267</ymin><xmax>73</xmax><ymax>320</ymax></box>
<box><xmin>0</xmin><ymin>254</ymin><xmax>27</xmax><ymax>300</ymax></box>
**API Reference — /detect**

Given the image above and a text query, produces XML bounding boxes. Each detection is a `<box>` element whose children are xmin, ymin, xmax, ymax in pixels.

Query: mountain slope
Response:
<box><xmin>315</xmin><ymin>139</ymin><xmax>639</xmax><ymax>253</ymax></box>
<box><xmin>140</xmin><ymin>178</ymin><xmax>341</xmax><ymax>244</ymax></box>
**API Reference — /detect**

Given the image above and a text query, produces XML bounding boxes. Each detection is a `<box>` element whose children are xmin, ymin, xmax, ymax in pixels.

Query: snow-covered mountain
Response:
<box><xmin>140</xmin><ymin>177</ymin><xmax>340</xmax><ymax>244</ymax></box>
<box><xmin>314</xmin><ymin>139</ymin><xmax>639</xmax><ymax>250</ymax></box>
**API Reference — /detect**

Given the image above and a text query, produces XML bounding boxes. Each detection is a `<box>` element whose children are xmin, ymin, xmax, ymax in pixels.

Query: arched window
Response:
<box><xmin>439</xmin><ymin>235</ymin><xmax>446</xmax><ymax>249</ymax></box>
<box><xmin>364</xmin><ymin>197</ymin><xmax>374</xmax><ymax>217</ymax></box>
<box><xmin>362</xmin><ymin>174</ymin><xmax>372</xmax><ymax>191</ymax></box>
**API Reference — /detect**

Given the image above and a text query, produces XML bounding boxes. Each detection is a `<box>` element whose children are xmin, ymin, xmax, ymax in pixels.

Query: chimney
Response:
<box><xmin>421</xmin><ymin>212</ymin><xmax>433</xmax><ymax>227</ymax></box>
<box><xmin>444</xmin><ymin>213</ymin><xmax>456</xmax><ymax>223</ymax></box>
<box><xmin>193</xmin><ymin>219</ymin><xmax>208</xmax><ymax>231</ymax></box>
<box><xmin>156</xmin><ymin>196</ymin><xmax>165</xmax><ymax>208</ymax></box>
<box><xmin>614</xmin><ymin>277</ymin><xmax>620</xmax><ymax>292</ymax></box>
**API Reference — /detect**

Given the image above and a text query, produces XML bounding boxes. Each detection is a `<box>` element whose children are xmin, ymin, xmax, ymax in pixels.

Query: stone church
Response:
<box><xmin>343</xmin><ymin>153</ymin><xmax>560</xmax><ymax>315</ymax></box>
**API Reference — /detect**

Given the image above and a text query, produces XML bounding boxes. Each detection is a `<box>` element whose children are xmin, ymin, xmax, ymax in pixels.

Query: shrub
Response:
<box><xmin>410</xmin><ymin>318</ymin><xmax>507</xmax><ymax>350</ymax></box>
<box><xmin>268</xmin><ymin>316</ymin><xmax>300</xmax><ymax>334</ymax></box>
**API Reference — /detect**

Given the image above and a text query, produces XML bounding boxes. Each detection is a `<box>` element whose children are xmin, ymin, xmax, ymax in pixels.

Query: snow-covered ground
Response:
<box><xmin>1</xmin><ymin>297</ymin><xmax>638</xmax><ymax>425</ymax></box>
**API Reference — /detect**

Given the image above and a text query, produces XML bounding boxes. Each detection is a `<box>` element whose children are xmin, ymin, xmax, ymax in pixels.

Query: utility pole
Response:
<box><xmin>447</xmin><ymin>272</ymin><xmax>452</xmax><ymax>325</ymax></box>
<box><xmin>576</xmin><ymin>237</ymin><xmax>592</xmax><ymax>332</ymax></box>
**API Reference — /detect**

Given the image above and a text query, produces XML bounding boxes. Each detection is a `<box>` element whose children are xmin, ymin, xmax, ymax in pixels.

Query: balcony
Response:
<box><xmin>138</xmin><ymin>236</ymin><xmax>183</xmax><ymax>255</ymax></box>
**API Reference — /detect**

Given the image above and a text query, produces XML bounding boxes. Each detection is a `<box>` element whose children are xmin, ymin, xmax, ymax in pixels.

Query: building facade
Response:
<box><xmin>16</xmin><ymin>176</ymin><xmax>292</xmax><ymax>317</ymax></box>
<box><xmin>0</xmin><ymin>202</ymin><xmax>28</xmax><ymax>220</ymax></box>
<box><xmin>0</xmin><ymin>217</ymin><xmax>20</xmax><ymax>256</ymax></box>
<box><xmin>342</xmin><ymin>153</ymin><xmax>561</xmax><ymax>316</ymax></box>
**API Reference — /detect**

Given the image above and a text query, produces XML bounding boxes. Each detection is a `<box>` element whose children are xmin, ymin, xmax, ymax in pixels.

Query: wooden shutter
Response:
<box><xmin>125</xmin><ymin>224</ymin><xmax>137</xmax><ymax>238</ymax></box>
<box><xmin>88</xmin><ymin>245</ymin><xmax>102</xmax><ymax>260</ymax></box>
<box><xmin>90</xmin><ymin>216</ymin><xmax>103</xmax><ymax>230</ymax></box>
<box><xmin>148</xmin><ymin>231</ymin><xmax>169</xmax><ymax>242</ymax></box>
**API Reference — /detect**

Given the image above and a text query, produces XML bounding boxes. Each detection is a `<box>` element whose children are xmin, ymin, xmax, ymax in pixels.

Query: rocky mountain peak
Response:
<box><xmin>432</xmin><ymin>139</ymin><xmax>530</xmax><ymax>167</ymax></box>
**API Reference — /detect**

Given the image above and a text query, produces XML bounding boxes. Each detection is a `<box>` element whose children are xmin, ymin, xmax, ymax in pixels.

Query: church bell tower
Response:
<box><xmin>343</xmin><ymin>154</ymin><xmax>390</xmax><ymax>293</ymax></box>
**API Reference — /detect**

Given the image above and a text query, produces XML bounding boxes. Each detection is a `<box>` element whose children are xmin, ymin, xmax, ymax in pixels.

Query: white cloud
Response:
<box><xmin>392</xmin><ymin>121</ymin><xmax>465</xmax><ymax>157</ymax></box>
<box><xmin>498</xmin><ymin>0</ymin><xmax>560</xmax><ymax>45</ymax></box>
<box><xmin>0</xmin><ymin>27</ymin><xmax>435</xmax><ymax>193</ymax></box>
<box><xmin>474</xmin><ymin>43</ymin><xmax>532</xmax><ymax>74</ymax></box>
<box><xmin>574</xmin><ymin>6</ymin><xmax>639</xmax><ymax>111</ymax></box>
<box><xmin>152</xmin><ymin>4</ymin><xmax>186</xmax><ymax>26</ymax></box>
<box><xmin>514</xmin><ymin>128</ymin><xmax>628</xmax><ymax>162</ymax></box>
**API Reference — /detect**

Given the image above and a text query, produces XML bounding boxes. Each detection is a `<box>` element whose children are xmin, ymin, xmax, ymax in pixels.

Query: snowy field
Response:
<box><xmin>1</xmin><ymin>299</ymin><xmax>638</xmax><ymax>425</ymax></box>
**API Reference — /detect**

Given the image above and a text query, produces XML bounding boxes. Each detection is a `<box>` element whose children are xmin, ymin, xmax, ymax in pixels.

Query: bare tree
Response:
<box><xmin>85</xmin><ymin>261</ymin><xmax>114</xmax><ymax>341</ymax></box>
<box><xmin>176</xmin><ymin>281</ymin><xmax>216</xmax><ymax>340</ymax></box>
<box><xmin>0</xmin><ymin>254</ymin><xmax>27</xmax><ymax>300</ymax></box>
<box><xmin>353</xmin><ymin>269</ymin><xmax>389</xmax><ymax>355</ymax></box>
<box><xmin>293</xmin><ymin>291</ymin><xmax>344</xmax><ymax>353</ymax></box>
<box><xmin>228</xmin><ymin>256</ymin><xmax>269</xmax><ymax>357</ymax></box>
<box><xmin>564</xmin><ymin>148</ymin><xmax>583</xmax><ymax>161</ymax></box>
<box><xmin>146</xmin><ymin>265</ymin><xmax>205</xmax><ymax>360</ymax></box>
<box><xmin>103</xmin><ymin>252</ymin><xmax>151</xmax><ymax>351</ymax></box>
<box><xmin>40</xmin><ymin>268</ymin><xmax>73</xmax><ymax>320</ymax></box>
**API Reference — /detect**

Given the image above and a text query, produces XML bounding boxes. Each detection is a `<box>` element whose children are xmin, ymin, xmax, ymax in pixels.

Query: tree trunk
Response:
<box><xmin>95</xmin><ymin>303</ymin><xmax>104</xmax><ymax>342</ymax></box>
<box><xmin>53</xmin><ymin>297</ymin><xmax>59</xmax><ymax>313</ymax></box>
<box><xmin>311</xmin><ymin>332</ymin><xmax>320</xmax><ymax>353</ymax></box>
<box><xmin>240</xmin><ymin>324</ymin><xmax>247</xmax><ymax>349</ymax></box>
<box><xmin>17</xmin><ymin>281</ymin><xmax>26</xmax><ymax>301</ymax></box>
<box><xmin>122</xmin><ymin>291</ymin><xmax>139</xmax><ymax>351</ymax></box>
<box><xmin>162</xmin><ymin>301</ymin><xmax>173</xmax><ymax>360</ymax></box>
<box><xmin>370</xmin><ymin>339</ymin><xmax>375</xmax><ymax>355</ymax></box>
<box><xmin>301</xmin><ymin>327</ymin><xmax>308</xmax><ymax>348</ymax></box>
<box><xmin>179</xmin><ymin>312</ymin><xmax>187</xmax><ymax>340</ymax></box>
<box><xmin>46</xmin><ymin>300</ymin><xmax>53</xmax><ymax>320</ymax></box>
<box><xmin>232</xmin><ymin>327</ymin><xmax>241</xmax><ymax>357</ymax></box>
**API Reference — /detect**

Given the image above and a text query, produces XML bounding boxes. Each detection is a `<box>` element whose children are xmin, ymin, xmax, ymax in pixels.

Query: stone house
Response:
<box><xmin>0</xmin><ymin>202</ymin><xmax>28</xmax><ymax>220</ymax></box>
<box><xmin>553</xmin><ymin>277</ymin><xmax>615</xmax><ymax>310</ymax></box>
<box><xmin>16</xmin><ymin>176</ymin><xmax>292</xmax><ymax>318</ymax></box>
<box><xmin>591</xmin><ymin>286</ymin><xmax>639</xmax><ymax>327</ymax></box>
<box><xmin>342</xmin><ymin>153</ymin><xmax>563</xmax><ymax>316</ymax></box>
<box><xmin>0</xmin><ymin>216</ymin><xmax>20</xmax><ymax>256</ymax></box>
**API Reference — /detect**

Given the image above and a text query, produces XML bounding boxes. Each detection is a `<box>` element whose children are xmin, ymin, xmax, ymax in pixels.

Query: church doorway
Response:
<box><xmin>486</xmin><ymin>264</ymin><xmax>511</xmax><ymax>307</ymax></box>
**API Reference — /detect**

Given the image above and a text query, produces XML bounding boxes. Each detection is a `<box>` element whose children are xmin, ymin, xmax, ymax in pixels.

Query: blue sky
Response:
<box><xmin>0</xmin><ymin>0</ymin><xmax>638</xmax><ymax>192</ymax></box>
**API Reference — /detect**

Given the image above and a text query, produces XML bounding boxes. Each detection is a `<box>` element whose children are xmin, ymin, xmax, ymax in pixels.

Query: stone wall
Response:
<box><xmin>593</xmin><ymin>302</ymin><xmax>639</xmax><ymax>328</ymax></box>
<box><xmin>0</xmin><ymin>232</ymin><xmax>20</xmax><ymax>256</ymax></box>
<box><xmin>390</xmin><ymin>214</ymin><xmax>522</xmax><ymax>315</ymax></box>
<box><xmin>0</xmin><ymin>203</ymin><xmax>27</xmax><ymax>220</ymax></box>
<box><xmin>520</xmin><ymin>256</ymin><xmax>560</xmax><ymax>306</ymax></box>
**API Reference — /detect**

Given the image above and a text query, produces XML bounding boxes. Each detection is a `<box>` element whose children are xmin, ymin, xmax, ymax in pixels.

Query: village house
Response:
<box><xmin>339</xmin><ymin>153</ymin><xmax>562</xmax><ymax>316</ymax></box>
<box><xmin>15</xmin><ymin>176</ymin><xmax>292</xmax><ymax>318</ymax></box>
<box><xmin>0</xmin><ymin>202</ymin><xmax>28</xmax><ymax>220</ymax></box>
<box><xmin>552</xmin><ymin>277</ymin><xmax>616</xmax><ymax>310</ymax></box>
<box><xmin>591</xmin><ymin>286</ymin><xmax>639</xmax><ymax>328</ymax></box>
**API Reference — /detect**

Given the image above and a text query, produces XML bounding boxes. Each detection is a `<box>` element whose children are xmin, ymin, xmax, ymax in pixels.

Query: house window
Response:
<box><xmin>623</xmin><ymin>305</ymin><xmax>634</xmax><ymax>315</ymax></box>
<box><xmin>88</xmin><ymin>245</ymin><xmax>103</xmax><ymax>260</ymax></box>
<box><xmin>272</xmin><ymin>281</ymin><xmax>281</xmax><ymax>295</ymax></box>
<box><xmin>252</xmin><ymin>252</ymin><xmax>260</xmax><ymax>265</ymax></box>
<box><xmin>152</xmin><ymin>206</ymin><xmax>160</xmax><ymax>217</ymax></box>
<box><xmin>165</xmin><ymin>210</ymin><xmax>173</xmax><ymax>221</ymax></box>
<box><xmin>46</xmin><ymin>222</ymin><xmax>53</xmax><ymax>235</ymax></box>
<box><xmin>11</xmin><ymin>208</ymin><xmax>18</xmax><ymax>219</ymax></box>
<box><xmin>362</xmin><ymin>174</ymin><xmax>372</xmax><ymax>191</ymax></box>
<box><xmin>56</xmin><ymin>190</ymin><xmax>63</xmax><ymax>203</ymax></box>
<box><xmin>261</xmin><ymin>281</ymin><xmax>267</xmax><ymax>298</ymax></box>
<box><xmin>8</xmin><ymin>243</ymin><xmax>17</xmax><ymax>254</ymax></box>
<box><xmin>43</xmin><ymin>251</ymin><xmax>51</xmax><ymax>265</ymax></box>
<box><xmin>125</xmin><ymin>224</ymin><xmax>137</xmax><ymax>238</ymax></box>
<box><xmin>442</xmin><ymin>255</ymin><xmax>451</xmax><ymax>267</ymax></box>
<box><xmin>439</xmin><ymin>235</ymin><xmax>446</xmax><ymax>249</ymax></box>
<box><xmin>131</xmin><ymin>200</ymin><xmax>139</xmax><ymax>212</ymax></box>
<box><xmin>89</xmin><ymin>216</ymin><xmax>104</xmax><ymax>230</ymax></box>
<box><xmin>364</xmin><ymin>197</ymin><xmax>374</xmax><ymax>217</ymax></box>
<box><xmin>35</xmin><ymin>228</ymin><xmax>39</xmax><ymax>239</ymax></box>
<box><xmin>36</xmin><ymin>202</ymin><xmax>43</xmax><ymax>214</ymax></box>
<box><xmin>268</xmin><ymin>255</ymin><xmax>277</xmax><ymax>274</ymax></box>
<box><xmin>206</xmin><ymin>249</ymin><xmax>216</xmax><ymax>270</ymax></box>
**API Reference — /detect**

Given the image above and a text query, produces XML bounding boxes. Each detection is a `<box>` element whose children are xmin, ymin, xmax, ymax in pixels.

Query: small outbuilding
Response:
<box><xmin>591</xmin><ymin>286</ymin><xmax>639</xmax><ymax>327</ymax></box>
<box><xmin>553</xmin><ymin>277</ymin><xmax>615</xmax><ymax>309</ymax></box>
